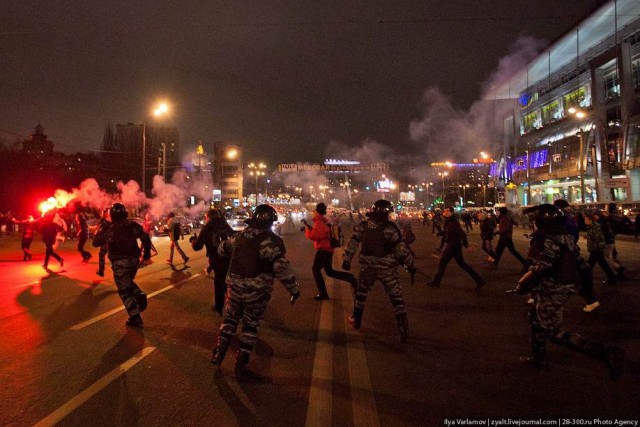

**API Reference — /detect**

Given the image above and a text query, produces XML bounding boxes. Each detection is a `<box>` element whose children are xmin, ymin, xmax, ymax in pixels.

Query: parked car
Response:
<box><xmin>227</xmin><ymin>211</ymin><xmax>250</xmax><ymax>232</ymax></box>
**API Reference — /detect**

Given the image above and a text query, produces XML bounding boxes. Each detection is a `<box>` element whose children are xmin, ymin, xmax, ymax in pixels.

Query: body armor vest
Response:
<box><xmin>360</xmin><ymin>221</ymin><xmax>396</xmax><ymax>257</ymax></box>
<box><xmin>109</xmin><ymin>222</ymin><xmax>142</xmax><ymax>258</ymax></box>
<box><xmin>229</xmin><ymin>230</ymin><xmax>272</xmax><ymax>277</ymax></box>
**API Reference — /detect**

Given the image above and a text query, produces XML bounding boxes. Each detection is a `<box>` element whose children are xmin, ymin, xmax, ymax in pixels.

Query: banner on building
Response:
<box><xmin>278</xmin><ymin>163</ymin><xmax>387</xmax><ymax>173</ymax></box>
<box><xmin>604</xmin><ymin>178</ymin><xmax>629</xmax><ymax>189</ymax></box>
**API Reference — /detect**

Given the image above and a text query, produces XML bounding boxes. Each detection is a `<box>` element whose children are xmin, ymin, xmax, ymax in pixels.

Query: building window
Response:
<box><xmin>521</xmin><ymin>110</ymin><xmax>541</xmax><ymax>134</ymax></box>
<box><xmin>541</xmin><ymin>100</ymin><xmax>562</xmax><ymax>125</ymax></box>
<box><xmin>603</xmin><ymin>69</ymin><xmax>620</xmax><ymax>99</ymax></box>
<box><xmin>632</xmin><ymin>59</ymin><xmax>640</xmax><ymax>89</ymax></box>
<box><xmin>563</xmin><ymin>87</ymin><xmax>588</xmax><ymax>114</ymax></box>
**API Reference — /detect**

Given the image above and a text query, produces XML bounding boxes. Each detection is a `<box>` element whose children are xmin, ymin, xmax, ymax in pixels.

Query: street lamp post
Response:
<box><xmin>459</xmin><ymin>184</ymin><xmax>469</xmax><ymax>207</ymax></box>
<box><xmin>578</xmin><ymin>129</ymin><xmax>586</xmax><ymax>203</ymax></box>
<box><xmin>570</xmin><ymin>107</ymin><xmax>616</xmax><ymax>202</ymax></box>
<box><xmin>247</xmin><ymin>162</ymin><xmax>266</xmax><ymax>204</ymax></box>
<box><xmin>438</xmin><ymin>172</ymin><xmax>448</xmax><ymax>205</ymax></box>
<box><xmin>142</xmin><ymin>102</ymin><xmax>170</xmax><ymax>195</ymax></box>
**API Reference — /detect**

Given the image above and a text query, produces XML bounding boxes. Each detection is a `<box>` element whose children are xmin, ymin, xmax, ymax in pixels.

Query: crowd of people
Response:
<box><xmin>1</xmin><ymin>198</ymin><xmax>631</xmax><ymax>381</ymax></box>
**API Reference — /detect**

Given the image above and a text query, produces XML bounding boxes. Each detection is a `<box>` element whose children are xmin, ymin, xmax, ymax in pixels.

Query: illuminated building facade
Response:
<box><xmin>484</xmin><ymin>0</ymin><xmax>640</xmax><ymax>205</ymax></box>
<box><xmin>213</xmin><ymin>142</ymin><xmax>243</xmax><ymax>207</ymax></box>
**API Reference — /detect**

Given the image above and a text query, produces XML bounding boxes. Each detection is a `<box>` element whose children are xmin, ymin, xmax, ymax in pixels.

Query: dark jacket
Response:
<box><xmin>93</xmin><ymin>220</ymin><xmax>151</xmax><ymax>261</ymax></box>
<box><xmin>597</xmin><ymin>216</ymin><xmax>615</xmax><ymax>244</ymax></box>
<box><xmin>41</xmin><ymin>218</ymin><xmax>62</xmax><ymax>245</ymax></box>
<box><xmin>480</xmin><ymin>217</ymin><xmax>496</xmax><ymax>240</ymax></box>
<box><xmin>497</xmin><ymin>214</ymin><xmax>514</xmax><ymax>239</ymax></box>
<box><xmin>441</xmin><ymin>216</ymin><xmax>469</xmax><ymax>250</ymax></box>
<box><xmin>192</xmin><ymin>217</ymin><xmax>234</xmax><ymax>258</ymax></box>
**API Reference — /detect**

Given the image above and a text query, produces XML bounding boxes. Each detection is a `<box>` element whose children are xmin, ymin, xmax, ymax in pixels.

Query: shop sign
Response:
<box><xmin>604</xmin><ymin>178</ymin><xmax>629</xmax><ymax>189</ymax></box>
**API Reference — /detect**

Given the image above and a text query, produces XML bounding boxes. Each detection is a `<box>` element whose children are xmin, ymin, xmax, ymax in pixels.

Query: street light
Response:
<box><xmin>569</xmin><ymin>107</ymin><xmax>615</xmax><ymax>202</ymax></box>
<box><xmin>459</xmin><ymin>184</ymin><xmax>470</xmax><ymax>206</ymax></box>
<box><xmin>438</xmin><ymin>172</ymin><xmax>448</xmax><ymax>205</ymax></box>
<box><xmin>142</xmin><ymin>102</ymin><xmax>170</xmax><ymax>195</ymax></box>
<box><xmin>478</xmin><ymin>183</ymin><xmax>487</xmax><ymax>207</ymax></box>
<box><xmin>247</xmin><ymin>162</ymin><xmax>266</xmax><ymax>203</ymax></box>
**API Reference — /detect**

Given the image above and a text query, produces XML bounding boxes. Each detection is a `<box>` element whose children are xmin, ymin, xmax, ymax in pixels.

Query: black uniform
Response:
<box><xmin>93</xmin><ymin>217</ymin><xmax>151</xmax><ymax>327</ymax></box>
<box><xmin>75</xmin><ymin>213</ymin><xmax>92</xmax><ymax>262</ymax></box>
<box><xmin>191</xmin><ymin>215</ymin><xmax>234</xmax><ymax>313</ymax></box>
<box><xmin>41</xmin><ymin>214</ymin><xmax>64</xmax><ymax>268</ymax></box>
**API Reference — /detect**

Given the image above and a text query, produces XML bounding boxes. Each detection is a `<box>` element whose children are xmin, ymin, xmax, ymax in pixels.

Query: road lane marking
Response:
<box><xmin>70</xmin><ymin>273</ymin><xmax>202</xmax><ymax>331</ymax></box>
<box><xmin>305</xmin><ymin>282</ymin><xmax>333</xmax><ymax>426</ymax></box>
<box><xmin>33</xmin><ymin>346</ymin><xmax>156</xmax><ymax>427</ymax></box>
<box><xmin>340</xmin><ymin>283</ymin><xmax>381</xmax><ymax>427</ymax></box>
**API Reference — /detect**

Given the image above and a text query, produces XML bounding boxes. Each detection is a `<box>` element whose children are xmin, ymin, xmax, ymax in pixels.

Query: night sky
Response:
<box><xmin>1</xmin><ymin>1</ymin><xmax>601</xmax><ymax>167</ymax></box>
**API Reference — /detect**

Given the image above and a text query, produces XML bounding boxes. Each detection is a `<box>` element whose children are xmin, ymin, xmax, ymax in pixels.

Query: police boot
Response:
<box><xmin>348</xmin><ymin>307</ymin><xmax>364</xmax><ymax>330</ymax></box>
<box><xmin>134</xmin><ymin>290</ymin><xmax>148</xmax><ymax>313</ymax></box>
<box><xmin>396</xmin><ymin>313</ymin><xmax>409</xmax><ymax>343</ymax></box>
<box><xmin>234</xmin><ymin>350</ymin><xmax>250</xmax><ymax>377</ymax></box>
<box><xmin>211</xmin><ymin>336</ymin><xmax>230</xmax><ymax>367</ymax></box>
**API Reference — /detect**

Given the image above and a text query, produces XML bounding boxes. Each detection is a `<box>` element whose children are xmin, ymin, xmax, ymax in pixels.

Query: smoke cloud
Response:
<box><xmin>481</xmin><ymin>36</ymin><xmax>547</xmax><ymax>98</ymax></box>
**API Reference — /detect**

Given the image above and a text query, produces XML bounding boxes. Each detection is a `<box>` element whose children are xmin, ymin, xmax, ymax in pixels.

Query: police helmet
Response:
<box><xmin>523</xmin><ymin>203</ymin><xmax>563</xmax><ymax>230</ymax></box>
<box><xmin>367</xmin><ymin>200</ymin><xmax>393</xmax><ymax>219</ymax></box>
<box><xmin>251</xmin><ymin>204</ymin><xmax>278</xmax><ymax>228</ymax></box>
<box><xmin>109</xmin><ymin>203</ymin><xmax>128</xmax><ymax>222</ymax></box>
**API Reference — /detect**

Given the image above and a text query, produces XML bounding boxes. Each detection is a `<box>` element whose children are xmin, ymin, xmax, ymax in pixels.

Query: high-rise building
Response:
<box><xmin>484</xmin><ymin>0</ymin><xmax>640</xmax><ymax>205</ymax></box>
<box><xmin>114</xmin><ymin>122</ymin><xmax>180</xmax><ymax>193</ymax></box>
<box><xmin>213</xmin><ymin>142</ymin><xmax>243</xmax><ymax>208</ymax></box>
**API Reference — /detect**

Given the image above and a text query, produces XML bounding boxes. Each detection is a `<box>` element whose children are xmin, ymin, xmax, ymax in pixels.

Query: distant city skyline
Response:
<box><xmin>1</xmin><ymin>1</ymin><xmax>602</xmax><ymax>167</ymax></box>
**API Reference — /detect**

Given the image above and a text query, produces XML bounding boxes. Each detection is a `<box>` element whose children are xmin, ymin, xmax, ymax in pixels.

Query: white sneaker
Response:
<box><xmin>527</xmin><ymin>298</ymin><xmax>534</xmax><ymax>304</ymax></box>
<box><xmin>583</xmin><ymin>301</ymin><xmax>601</xmax><ymax>313</ymax></box>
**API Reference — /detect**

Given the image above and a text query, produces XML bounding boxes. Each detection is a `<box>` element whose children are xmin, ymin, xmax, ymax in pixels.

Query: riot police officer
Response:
<box><xmin>515</xmin><ymin>203</ymin><xmax>624</xmax><ymax>380</ymax></box>
<box><xmin>92</xmin><ymin>203</ymin><xmax>151</xmax><ymax>328</ymax></box>
<box><xmin>212</xmin><ymin>204</ymin><xmax>300</xmax><ymax>376</ymax></box>
<box><xmin>342</xmin><ymin>200</ymin><xmax>415</xmax><ymax>343</ymax></box>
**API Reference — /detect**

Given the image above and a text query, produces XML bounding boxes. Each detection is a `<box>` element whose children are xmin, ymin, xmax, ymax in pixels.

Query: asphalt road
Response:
<box><xmin>0</xmin><ymin>220</ymin><xmax>638</xmax><ymax>426</ymax></box>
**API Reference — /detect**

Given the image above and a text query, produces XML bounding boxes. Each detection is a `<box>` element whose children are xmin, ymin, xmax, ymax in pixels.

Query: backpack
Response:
<box><xmin>329</xmin><ymin>223</ymin><xmax>344</xmax><ymax>248</ymax></box>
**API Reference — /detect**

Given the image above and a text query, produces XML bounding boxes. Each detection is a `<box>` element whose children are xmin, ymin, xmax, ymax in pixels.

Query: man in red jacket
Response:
<box><xmin>303</xmin><ymin>202</ymin><xmax>358</xmax><ymax>300</ymax></box>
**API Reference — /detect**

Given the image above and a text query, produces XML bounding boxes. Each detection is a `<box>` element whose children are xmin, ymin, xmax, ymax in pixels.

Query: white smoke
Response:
<box><xmin>481</xmin><ymin>36</ymin><xmax>547</xmax><ymax>98</ymax></box>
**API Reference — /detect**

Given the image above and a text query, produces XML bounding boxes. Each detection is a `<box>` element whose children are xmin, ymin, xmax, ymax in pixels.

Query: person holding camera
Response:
<box><xmin>190</xmin><ymin>208</ymin><xmax>234</xmax><ymax>314</ymax></box>
<box><xmin>303</xmin><ymin>202</ymin><xmax>358</xmax><ymax>301</ymax></box>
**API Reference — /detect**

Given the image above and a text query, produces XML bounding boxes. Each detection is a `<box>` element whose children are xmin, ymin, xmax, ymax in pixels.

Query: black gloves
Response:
<box><xmin>290</xmin><ymin>290</ymin><xmax>301</xmax><ymax>305</ymax></box>
<box><xmin>342</xmin><ymin>260</ymin><xmax>351</xmax><ymax>271</ymax></box>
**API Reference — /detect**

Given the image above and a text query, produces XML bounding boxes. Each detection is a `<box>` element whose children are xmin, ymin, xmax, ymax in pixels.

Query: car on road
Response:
<box><xmin>227</xmin><ymin>210</ymin><xmax>250</xmax><ymax>232</ymax></box>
